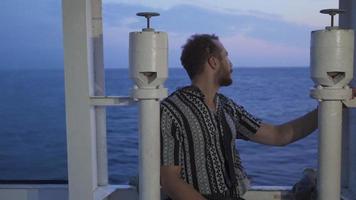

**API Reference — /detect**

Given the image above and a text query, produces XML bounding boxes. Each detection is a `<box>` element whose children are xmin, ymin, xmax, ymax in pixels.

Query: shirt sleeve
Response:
<box><xmin>160</xmin><ymin>103</ymin><xmax>182</xmax><ymax>166</ymax></box>
<box><xmin>229</xmin><ymin>100</ymin><xmax>262</xmax><ymax>140</ymax></box>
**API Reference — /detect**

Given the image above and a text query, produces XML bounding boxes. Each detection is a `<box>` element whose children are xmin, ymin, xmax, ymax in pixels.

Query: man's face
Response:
<box><xmin>213</xmin><ymin>40</ymin><xmax>233</xmax><ymax>87</ymax></box>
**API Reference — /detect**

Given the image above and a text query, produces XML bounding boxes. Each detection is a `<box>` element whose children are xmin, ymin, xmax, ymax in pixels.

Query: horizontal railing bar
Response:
<box><xmin>0</xmin><ymin>180</ymin><xmax>68</xmax><ymax>184</ymax></box>
<box><xmin>90</xmin><ymin>96</ymin><xmax>136</xmax><ymax>106</ymax></box>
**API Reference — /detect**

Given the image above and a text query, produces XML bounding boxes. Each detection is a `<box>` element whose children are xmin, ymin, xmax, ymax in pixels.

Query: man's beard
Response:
<box><xmin>218</xmin><ymin>69</ymin><xmax>233</xmax><ymax>86</ymax></box>
<box><xmin>219</xmin><ymin>76</ymin><xmax>232</xmax><ymax>86</ymax></box>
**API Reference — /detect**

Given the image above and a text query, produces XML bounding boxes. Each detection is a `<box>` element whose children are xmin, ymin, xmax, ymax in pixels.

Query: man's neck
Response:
<box><xmin>192</xmin><ymin>79</ymin><xmax>219</xmax><ymax>111</ymax></box>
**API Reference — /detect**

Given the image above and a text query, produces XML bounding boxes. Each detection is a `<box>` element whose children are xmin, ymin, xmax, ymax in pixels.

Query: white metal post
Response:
<box><xmin>91</xmin><ymin>0</ymin><xmax>109</xmax><ymax>187</ymax></box>
<box><xmin>62</xmin><ymin>0</ymin><xmax>98</xmax><ymax>199</ymax></box>
<box><xmin>318</xmin><ymin>101</ymin><xmax>343</xmax><ymax>200</ymax></box>
<box><xmin>310</xmin><ymin>9</ymin><xmax>354</xmax><ymax>200</ymax></box>
<box><xmin>139</xmin><ymin>100</ymin><xmax>161</xmax><ymax>200</ymax></box>
<box><xmin>129</xmin><ymin>13</ymin><xmax>168</xmax><ymax>200</ymax></box>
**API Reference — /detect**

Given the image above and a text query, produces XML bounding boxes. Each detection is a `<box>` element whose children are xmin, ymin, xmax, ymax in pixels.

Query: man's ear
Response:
<box><xmin>207</xmin><ymin>56</ymin><xmax>218</xmax><ymax>70</ymax></box>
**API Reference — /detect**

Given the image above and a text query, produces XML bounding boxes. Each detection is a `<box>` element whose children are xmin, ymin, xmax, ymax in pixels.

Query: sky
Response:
<box><xmin>0</xmin><ymin>0</ymin><xmax>338</xmax><ymax>69</ymax></box>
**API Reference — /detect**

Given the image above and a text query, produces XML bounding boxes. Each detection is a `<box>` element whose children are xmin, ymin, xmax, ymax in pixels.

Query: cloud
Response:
<box><xmin>221</xmin><ymin>33</ymin><xmax>309</xmax><ymax>67</ymax></box>
<box><xmin>103</xmin><ymin>3</ymin><xmax>311</xmax><ymax>46</ymax></box>
<box><xmin>168</xmin><ymin>31</ymin><xmax>310</xmax><ymax>67</ymax></box>
<box><xmin>104</xmin><ymin>0</ymin><xmax>338</xmax><ymax>27</ymax></box>
<box><xmin>119</xmin><ymin>17</ymin><xmax>140</xmax><ymax>26</ymax></box>
<box><xmin>0</xmin><ymin>0</ymin><xmax>320</xmax><ymax>69</ymax></box>
<box><xmin>102</xmin><ymin>3</ymin><xmax>312</xmax><ymax>67</ymax></box>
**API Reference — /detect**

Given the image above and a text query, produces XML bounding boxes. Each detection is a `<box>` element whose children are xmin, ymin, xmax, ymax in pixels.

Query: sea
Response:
<box><xmin>0</xmin><ymin>67</ymin><xmax>318</xmax><ymax>186</ymax></box>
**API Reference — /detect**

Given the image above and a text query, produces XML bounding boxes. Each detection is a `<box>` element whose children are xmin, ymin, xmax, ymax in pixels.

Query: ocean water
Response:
<box><xmin>0</xmin><ymin>67</ymin><xmax>318</xmax><ymax>186</ymax></box>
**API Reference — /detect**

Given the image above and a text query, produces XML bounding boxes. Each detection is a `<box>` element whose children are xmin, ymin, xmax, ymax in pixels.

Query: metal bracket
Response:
<box><xmin>132</xmin><ymin>87</ymin><xmax>168</xmax><ymax>100</ymax></box>
<box><xmin>90</xmin><ymin>96</ymin><xmax>136</xmax><ymax>106</ymax></box>
<box><xmin>342</xmin><ymin>98</ymin><xmax>356</xmax><ymax>108</ymax></box>
<box><xmin>310</xmin><ymin>87</ymin><xmax>352</xmax><ymax>101</ymax></box>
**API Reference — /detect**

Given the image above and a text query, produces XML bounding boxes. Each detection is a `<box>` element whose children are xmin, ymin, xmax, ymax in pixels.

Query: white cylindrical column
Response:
<box><xmin>139</xmin><ymin>99</ymin><xmax>161</xmax><ymax>200</ymax></box>
<box><xmin>310</xmin><ymin>10</ymin><xmax>354</xmax><ymax>199</ymax></box>
<box><xmin>317</xmin><ymin>100</ymin><xmax>343</xmax><ymax>200</ymax></box>
<box><xmin>129</xmin><ymin>12</ymin><xmax>168</xmax><ymax>200</ymax></box>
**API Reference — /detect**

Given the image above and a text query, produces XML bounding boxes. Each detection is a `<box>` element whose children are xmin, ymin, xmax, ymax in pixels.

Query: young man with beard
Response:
<box><xmin>159</xmin><ymin>34</ymin><xmax>349</xmax><ymax>200</ymax></box>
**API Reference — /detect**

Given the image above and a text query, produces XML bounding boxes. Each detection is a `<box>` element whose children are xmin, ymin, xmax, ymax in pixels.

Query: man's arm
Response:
<box><xmin>249</xmin><ymin>88</ymin><xmax>356</xmax><ymax>146</ymax></box>
<box><xmin>160</xmin><ymin>166</ymin><xmax>206</xmax><ymax>200</ymax></box>
<box><xmin>249</xmin><ymin>108</ymin><xmax>318</xmax><ymax>146</ymax></box>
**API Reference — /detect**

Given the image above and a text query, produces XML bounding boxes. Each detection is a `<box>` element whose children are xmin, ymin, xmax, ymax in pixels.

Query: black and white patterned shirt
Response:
<box><xmin>160</xmin><ymin>86</ymin><xmax>262</xmax><ymax>199</ymax></box>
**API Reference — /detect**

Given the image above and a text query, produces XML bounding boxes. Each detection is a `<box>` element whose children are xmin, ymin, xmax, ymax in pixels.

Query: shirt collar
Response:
<box><xmin>179</xmin><ymin>85</ymin><xmax>220</xmax><ymax>110</ymax></box>
<box><xmin>179</xmin><ymin>85</ymin><xmax>205</xmax><ymax>99</ymax></box>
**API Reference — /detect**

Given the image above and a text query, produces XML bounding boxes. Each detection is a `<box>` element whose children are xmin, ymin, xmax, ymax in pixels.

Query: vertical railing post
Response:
<box><xmin>62</xmin><ymin>0</ymin><xmax>101</xmax><ymax>199</ymax></box>
<box><xmin>91</xmin><ymin>0</ymin><xmax>109</xmax><ymax>187</ymax></box>
<box><xmin>138</xmin><ymin>99</ymin><xmax>161</xmax><ymax>200</ymax></box>
<box><xmin>317</xmin><ymin>101</ymin><xmax>343</xmax><ymax>199</ymax></box>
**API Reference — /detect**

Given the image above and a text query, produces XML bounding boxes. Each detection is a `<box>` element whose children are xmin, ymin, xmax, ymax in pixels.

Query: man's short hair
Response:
<box><xmin>180</xmin><ymin>34</ymin><xmax>221</xmax><ymax>80</ymax></box>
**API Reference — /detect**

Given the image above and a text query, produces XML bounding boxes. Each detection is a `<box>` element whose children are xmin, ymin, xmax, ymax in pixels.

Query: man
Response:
<box><xmin>159</xmin><ymin>34</ymin><xmax>352</xmax><ymax>200</ymax></box>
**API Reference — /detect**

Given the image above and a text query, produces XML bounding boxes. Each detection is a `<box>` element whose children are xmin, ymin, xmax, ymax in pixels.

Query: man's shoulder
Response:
<box><xmin>160</xmin><ymin>88</ymin><xmax>187</xmax><ymax>112</ymax></box>
<box><xmin>161</xmin><ymin>86</ymin><xmax>192</xmax><ymax>104</ymax></box>
<box><xmin>161</xmin><ymin>89</ymin><xmax>180</xmax><ymax>104</ymax></box>
<box><xmin>160</xmin><ymin>89</ymin><xmax>187</xmax><ymax>122</ymax></box>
